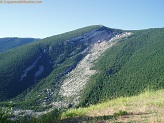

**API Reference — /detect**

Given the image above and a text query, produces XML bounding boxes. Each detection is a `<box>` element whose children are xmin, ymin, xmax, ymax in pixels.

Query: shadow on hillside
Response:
<box><xmin>56</xmin><ymin>112</ymin><xmax>150</xmax><ymax>123</ymax></box>
<box><xmin>57</xmin><ymin>114</ymin><xmax>114</xmax><ymax>123</ymax></box>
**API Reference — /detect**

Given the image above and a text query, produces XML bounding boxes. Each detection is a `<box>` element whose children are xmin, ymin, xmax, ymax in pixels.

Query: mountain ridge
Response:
<box><xmin>0</xmin><ymin>37</ymin><xmax>39</xmax><ymax>53</ymax></box>
<box><xmin>0</xmin><ymin>25</ymin><xmax>163</xmax><ymax>120</ymax></box>
<box><xmin>0</xmin><ymin>25</ymin><xmax>111</xmax><ymax>101</ymax></box>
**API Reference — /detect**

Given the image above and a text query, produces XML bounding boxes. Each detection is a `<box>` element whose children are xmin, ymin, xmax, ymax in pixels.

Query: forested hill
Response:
<box><xmin>80</xmin><ymin>28</ymin><xmax>164</xmax><ymax>106</ymax></box>
<box><xmin>0</xmin><ymin>26</ymin><xmax>163</xmax><ymax>117</ymax></box>
<box><xmin>0</xmin><ymin>25</ymin><xmax>110</xmax><ymax>101</ymax></box>
<box><xmin>0</xmin><ymin>37</ymin><xmax>39</xmax><ymax>53</ymax></box>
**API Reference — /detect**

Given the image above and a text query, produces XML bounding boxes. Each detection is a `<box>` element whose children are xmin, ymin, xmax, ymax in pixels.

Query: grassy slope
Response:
<box><xmin>61</xmin><ymin>89</ymin><xmax>164</xmax><ymax>123</ymax></box>
<box><xmin>10</xmin><ymin>90</ymin><xmax>164</xmax><ymax>123</ymax></box>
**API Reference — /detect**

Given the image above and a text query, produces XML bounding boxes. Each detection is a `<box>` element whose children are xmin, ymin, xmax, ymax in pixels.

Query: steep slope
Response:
<box><xmin>59</xmin><ymin>32</ymin><xmax>131</xmax><ymax>101</ymax></box>
<box><xmin>80</xmin><ymin>28</ymin><xmax>164</xmax><ymax>106</ymax></box>
<box><xmin>11</xmin><ymin>26</ymin><xmax>124</xmax><ymax>112</ymax></box>
<box><xmin>0</xmin><ymin>25</ymin><xmax>102</xmax><ymax>101</ymax></box>
<box><xmin>0</xmin><ymin>38</ymin><xmax>39</xmax><ymax>53</ymax></box>
<box><xmin>0</xmin><ymin>25</ymin><xmax>123</xmax><ymax>107</ymax></box>
<box><xmin>1</xmin><ymin>26</ymin><xmax>163</xmax><ymax>119</ymax></box>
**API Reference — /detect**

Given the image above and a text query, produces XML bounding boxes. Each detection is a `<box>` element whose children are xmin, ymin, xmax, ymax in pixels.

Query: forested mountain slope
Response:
<box><xmin>0</xmin><ymin>25</ymin><xmax>123</xmax><ymax>105</ymax></box>
<box><xmin>80</xmin><ymin>28</ymin><xmax>164</xmax><ymax>106</ymax></box>
<box><xmin>0</xmin><ymin>25</ymin><xmax>99</xmax><ymax>101</ymax></box>
<box><xmin>0</xmin><ymin>38</ymin><xmax>39</xmax><ymax>53</ymax></box>
<box><xmin>0</xmin><ymin>26</ymin><xmax>163</xmax><ymax>118</ymax></box>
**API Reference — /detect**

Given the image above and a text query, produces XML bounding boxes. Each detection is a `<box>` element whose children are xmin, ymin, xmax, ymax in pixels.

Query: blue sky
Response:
<box><xmin>0</xmin><ymin>0</ymin><xmax>164</xmax><ymax>38</ymax></box>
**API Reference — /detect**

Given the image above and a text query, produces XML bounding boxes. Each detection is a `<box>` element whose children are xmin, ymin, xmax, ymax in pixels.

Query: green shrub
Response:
<box><xmin>0</xmin><ymin>101</ymin><xmax>13</xmax><ymax>123</ymax></box>
<box><xmin>114</xmin><ymin>110</ymin><xmax>128</xmax><ymax>117</ymax></box>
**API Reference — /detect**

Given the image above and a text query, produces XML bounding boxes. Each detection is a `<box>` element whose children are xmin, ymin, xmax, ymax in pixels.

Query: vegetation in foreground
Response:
<box><xmin>2</xmin><ymin>89</ymin><xmax>163</xmax><ymax>123</ymax></box>
<box><xmin>60</xmin><ymin>89</ymin><xmax>164</xmax><ymax>123</ymax></box>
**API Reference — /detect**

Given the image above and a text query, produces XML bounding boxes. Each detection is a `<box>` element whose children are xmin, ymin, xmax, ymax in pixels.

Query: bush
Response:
<box><xmin>0</xmin><ymin>101</ymin><xmax>13</xmax><ymax>123</ymax></box>
<box><xmin>114</xmin><ymin>110</ymin><xmax>128</xmax><ymax>117</ymax></box>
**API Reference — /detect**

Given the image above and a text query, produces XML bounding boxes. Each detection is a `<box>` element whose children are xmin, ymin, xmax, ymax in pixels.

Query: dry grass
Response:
<box><xmin>61</xmin><ymin>89</ymin><xmax>164</xmax><ymax>123</ymax></box>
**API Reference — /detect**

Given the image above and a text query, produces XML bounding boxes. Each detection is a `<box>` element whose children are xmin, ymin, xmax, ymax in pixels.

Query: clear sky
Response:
<box><xmin>0</xmin><ymin>0</ymin><xmax>164</xmax><ymax>38</ymax></box>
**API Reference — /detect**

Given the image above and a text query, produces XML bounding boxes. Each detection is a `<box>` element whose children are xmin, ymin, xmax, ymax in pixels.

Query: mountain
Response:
<box><xmin>0</xmin><ymin>25</ymin><xmax>116</xmax><ymax>101</ymax></box>
<box><xmin>0</xmin><ymin>25</ymin><xmax>163</xmax><ymax>118</ymax></box>
<box><xmin>0</xmin><ymin>37</ymin><xmax>39</xmax><ymax>53</ymax></box>
<box><xmin>0</xmin><ymin>25</ymin><xmax>122</xmax><ymax>107</ymax></box>
<box><xmin>79</xmin><ymin>28</ymin><xmax>164</xmax><ymax>106</ymax></box>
